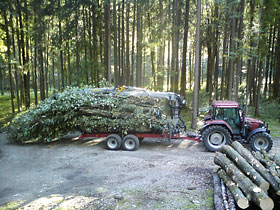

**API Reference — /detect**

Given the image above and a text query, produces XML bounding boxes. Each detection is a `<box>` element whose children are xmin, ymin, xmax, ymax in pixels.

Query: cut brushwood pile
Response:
<box><xmin>8</xmin><ymin>87</ymin><xmax>173</xmax><ymax>143</ymax></box>
<box><xmin>214</xmin><ymin>141</ymin><xmax>280</xmax><ymax>210</ymax></box>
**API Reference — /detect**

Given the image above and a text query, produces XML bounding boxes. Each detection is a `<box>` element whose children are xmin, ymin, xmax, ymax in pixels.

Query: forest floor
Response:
<box><xmin>1</xmin><ymin>133</ymin><xmax>280</xmax><ymax>210</ymax></box>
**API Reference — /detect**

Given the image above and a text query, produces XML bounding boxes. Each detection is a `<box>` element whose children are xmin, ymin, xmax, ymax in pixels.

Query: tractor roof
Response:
<box><xmin>212</xmin><ymin>100</ymin><xmax>240</xmax><ymax>108</ymax></box>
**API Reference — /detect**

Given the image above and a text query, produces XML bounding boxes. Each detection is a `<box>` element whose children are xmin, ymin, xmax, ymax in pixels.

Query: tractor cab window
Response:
<box><xmin>215</xmin><ymin>108</ymin><xmax>224</xmax><ymax>120</ymax></box>
<box><xmin>215</xmin><ymin>108</ymin><xmax>241</xmax><ymax>133</ymax></box>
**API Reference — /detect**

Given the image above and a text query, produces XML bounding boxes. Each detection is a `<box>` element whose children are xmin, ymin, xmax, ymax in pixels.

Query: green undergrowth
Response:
<box><xmin>247</xmin><ymin>100</ymin><xmax>280</xmax><ymax>137</ymax></box>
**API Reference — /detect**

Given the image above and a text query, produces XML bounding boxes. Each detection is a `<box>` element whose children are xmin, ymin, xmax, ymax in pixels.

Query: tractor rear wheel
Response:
<box><xmin>202</xmin><ymin>126</ymin><xmax>232</xmax><ymax>152</ymax></box>
<box><xmin>122</xmin><ymin>135</ymin><xmax>140</xmax><ymax>151</ymax></box>
<box><xmin>250</xmin><ymin>132</ymin><xmax>272</xmax><ymax>152</ymax></box>
<box><xmin>105</xmin><ymin>134</ymin><xmax>122</xmax><ymax>150</ymax></box>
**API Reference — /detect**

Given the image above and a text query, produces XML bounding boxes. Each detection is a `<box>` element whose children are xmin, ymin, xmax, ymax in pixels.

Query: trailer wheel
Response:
<box><xmin>122</xmin><ymin>135</ymin><xmax>139</xmax><ymax>151</ymax></box>
<box><xmin>250</xmin><ymin>132</ymin><xmax>272</xmax><ymax>152</ymax></box>
<box><xmin>106</xmin><ymin>134</ymin><xmax>122</xmax><ymax>150</ymax></box>
<box><xmin>202</xmin><ymin>126</ymin><xmax>232</xmax><ymax>152</ymax></box>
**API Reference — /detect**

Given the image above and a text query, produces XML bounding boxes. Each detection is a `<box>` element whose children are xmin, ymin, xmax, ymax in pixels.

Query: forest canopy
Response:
<box><xmin>0</xmin><ymin>0</ymin><xmax>280</xmax><ymax>125</ymax></box>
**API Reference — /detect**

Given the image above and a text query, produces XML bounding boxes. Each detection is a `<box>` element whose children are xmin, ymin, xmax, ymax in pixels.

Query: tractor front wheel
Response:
<box><xmin>202</xmin><ymin>126</ymin><xmax>232</xmax><ymax>152</ymax></box>
<box><xmin>250</xmin><ymin>132</ymin><xmax>272</xmax><ymax>152</ymax></box>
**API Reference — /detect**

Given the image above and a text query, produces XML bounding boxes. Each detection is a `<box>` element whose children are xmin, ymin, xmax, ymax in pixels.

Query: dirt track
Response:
<box><xmin>0</xmin><ymin>133</ymin><xmax>279</xmax><ymax>210</ymax></box>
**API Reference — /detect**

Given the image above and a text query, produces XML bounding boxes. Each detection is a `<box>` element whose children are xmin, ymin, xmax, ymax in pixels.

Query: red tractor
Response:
<box><xmin>200</xmin><ymin>100</ymin><xmax>272</xmax><ymax>152</ymax></box>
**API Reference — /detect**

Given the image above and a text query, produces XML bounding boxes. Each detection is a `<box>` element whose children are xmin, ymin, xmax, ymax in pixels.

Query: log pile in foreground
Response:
<box><xmin>214</xmin><ymin>141</ymin><xmax>280</xmax><ymax>210</ymax></box>
<box><xmin>8</xmin><ymin>87</ymin><xmax>173</xmax><ymax>143</ymax></box>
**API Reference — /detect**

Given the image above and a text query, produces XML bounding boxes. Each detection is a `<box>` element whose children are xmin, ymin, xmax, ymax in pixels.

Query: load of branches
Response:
<box><xmin>8</xmin><ymin>87</ymin><xmax>172</xmax><ymax>143</ymax></box>
<box><xmin>213</xmin><ymin>141</ymin><xmax>280</xmax><ymax>210</ymax></box>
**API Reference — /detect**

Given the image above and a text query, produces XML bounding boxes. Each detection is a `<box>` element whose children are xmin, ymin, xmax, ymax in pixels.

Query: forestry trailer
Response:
<box><xmin>78</xmin><ymin>86</ymin><xmax>272</xmax><ymax>152</ymax></box>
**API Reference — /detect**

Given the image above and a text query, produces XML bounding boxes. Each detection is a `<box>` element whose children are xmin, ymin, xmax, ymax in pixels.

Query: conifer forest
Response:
<box><xmin>0</xmin><ymin>0</ymin><xmax>280</xmax><ymax>119</ymax></box>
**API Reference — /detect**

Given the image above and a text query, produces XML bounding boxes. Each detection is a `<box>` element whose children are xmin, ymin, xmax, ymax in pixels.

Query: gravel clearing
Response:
<box><xmin>0</xmin><ymin>133</ymin><xmax>279</xmax><ymax>210</ymax></box>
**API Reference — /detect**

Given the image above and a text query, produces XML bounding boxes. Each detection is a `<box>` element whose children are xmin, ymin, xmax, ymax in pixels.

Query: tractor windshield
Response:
<box><xmin>215</xmin><ymin>108</ymin><xmax>241</xmax><ymax>133</ymax></box>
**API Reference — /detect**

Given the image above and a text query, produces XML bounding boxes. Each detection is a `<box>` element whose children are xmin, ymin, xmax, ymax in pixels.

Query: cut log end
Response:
<box><xmin>259</xmin><ymin>182</ymin><xmax>270</xmax><ymax>192</ymax></box>
<box><xmin>276</xmin><ymin>190</ymin><xmax>280</xmax><ymax>196</ymax></box>
<box><xmin>237</xmin><ymin>198</ymin><xmax>249</xmax><ymax>209</ymax></box>
<box><xmin>260</xmin><ymin>198</ymin><xmax>274</xmax><ymax>210</ymax></box>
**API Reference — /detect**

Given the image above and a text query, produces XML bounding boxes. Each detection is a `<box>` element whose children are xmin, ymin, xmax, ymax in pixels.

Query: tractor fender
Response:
<box><xmin>247</xmin><ymin>128</ymin><xmax>267</xmax><ymax>141</ymax></box>
<box><xmin>200</xmin><ymin>121</ymin><xmax>234</xmax><ymax>135</ymax></box>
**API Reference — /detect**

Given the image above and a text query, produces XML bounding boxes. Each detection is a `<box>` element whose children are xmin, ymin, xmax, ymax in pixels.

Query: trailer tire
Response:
<box><xmin>122</xmin><ymin>135</ymin><xmax>139</xmax><ymax>151</ymax></box>
<box><xmin>202</xmin><ymin>126</ymin><xmax>232</xmax><ymax>152</ymax></box>
<box><xmin>106</xmin><ymin>134</ymin><xmax>122</xmax><ymax>150</ymax></box>
<box><xmin>250</xmin><ymin>132</ymin><xmax>272</xmax><ymax>152</ymax></box>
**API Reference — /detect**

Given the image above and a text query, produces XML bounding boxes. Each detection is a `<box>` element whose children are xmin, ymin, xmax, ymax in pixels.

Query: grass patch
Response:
<box><xmin>0</xmin><ymin>94</ymin><xmax>18</xmax><ymax>128</ymax></box>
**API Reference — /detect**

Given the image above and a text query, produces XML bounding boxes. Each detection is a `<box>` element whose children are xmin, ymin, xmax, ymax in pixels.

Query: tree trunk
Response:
<box><xmin>136</xmin><ymin>1</ymin><xmax>142</xmax><ymax>87</ymax></box>
<box><xmin>180</xmin><ymin>0</ymin><xmax>190</xmax><ymax>98</ymax></box>
<box><xmin>189</xmin><ymin>49</ymin><xmax>192</xmax><ymax>90</ymax></box>
<box><xmin>57</xmin><ymin>0</ymin><xmax>64</xmax><ymax>89</ymax></box>
<box><xmin>75</xmin><ymin>5</ymin><xmax>80</xmax><ymax>87</ymax></box>
<box><xmin>125</xmin><ymin>1</ymin><xmax>130</xmax><ymax>85</ymax></box>
<box><xmin>156</xmin><ymin>0</ymin><xmax>165</xmax><ymax>91</ymax></box>
<box><xmin>104</xmin><ymin>0</ymin><xmax>111</xmax><ymax>82</ymax></box>
<box><xmin>121</xmin><ymin>0</ymin><xmax>125</xmax><ymax>83</ymax></box>
<box><xmin>273</xmin><ymin>27</ymin><xmax>280</xmax><ymax>98</ymax></box>
<box><xmin>118</xmin><ymin>2</ymin><xmax>121</xmax><ymax>85</ymax></box>
<box><xmin>82</xmin><ymin>6</ymin><xmax>89</xmax><ymax>85</ymax></box>
<box><xmin>221</xmin><ymin>145</ymin><xmax>269</xmax><ymax>191</ymax></box>
<box><xmin>10</xmin><ymin>8</ymin><xmax>20</xmax><ymax>112</ymax></box>
<box><xmin>269</xmin><ymin>26</ymin><xmax>276</xmax><ymax>94</ymax></box>
<box><xmin>113</xmin><ymin>0</ymin><xmax>119</xmax><ymax>86</ymax></box>
<box><xmin>192</xmin><ymin>0</ymin><xmax>201</xmax><ymax>129</ymax></box>
<box><xmin>231</xmin><ymin>141</ymin><xmax>280</xmax><ymax>195</ymax></box>
<box><xmin>4</xmin><ymin>9</ymin><xmax>15</xmax><ymax>113</ymax></box>
<box><xmin>221</xmin><ymin>17</ymin><xmax>228</xmax><ymax>100</ymax></box>
<box><xmin>16</xmin><ymin>17</ymin><xmax>23</xmax><ymax>107</ymax></box>
<box><xmin>227</xmin><ymin>0</ymin><xmax>236</xmax><ymax>100</ymax></box>
<box><xmin>215</xmin><ymin>153</ymin><xmax>274</xmax><ymax>210</ymax></box>
<box><xmin>130</xmin><ymin>0</ymin><xmax>136</xmax><ymax>86</ymax></box>
<box><xmin>235</xmin><ymin>0</ymin><xmax>245</xmax><ymax>98</ymax></box>
<box><xmin>24</xmin><ymin>0</ymin><xmax>30</xmax><ymax>108</ymax></box>
<box><xmin>264</xmin><ymin>25</ymin><xmax>273</xmax><ymax>95</ymax></box>
<box><xmin>217</xmin><ymin>169</ymin><xmax>249</xmax><ymax>209</ymax></box>
<box><xmin>92</xmin><ymin>0</ymin><xmax>98</xmax><ymax>86</ymax></box>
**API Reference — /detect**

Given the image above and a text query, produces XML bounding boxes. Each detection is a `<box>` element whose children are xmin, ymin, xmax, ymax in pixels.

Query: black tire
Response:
<box><xmin>202</xmin><ymin>126</ymin><xmax>232</xmax><ymax>152</ymax></box>
<box><xmin>250</xmin><ymin>132</ymin><xmax>273</xmax><ymax>152</ymax></box>
<box><xmin>122</xmin><ymin>135</ymin><xmax>140</xmax><ymax>151</ymax></box>
<box><xmin>105</xmin><ymin>134</ymin><xmax>122</xmax><ymax>150</ymax></box>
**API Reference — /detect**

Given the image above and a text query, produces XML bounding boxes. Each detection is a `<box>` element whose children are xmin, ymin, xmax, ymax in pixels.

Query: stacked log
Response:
<box><xmin>214</xmin><ymin>141</ymin><xmax>280</xmax><ymax>210</ymax></box>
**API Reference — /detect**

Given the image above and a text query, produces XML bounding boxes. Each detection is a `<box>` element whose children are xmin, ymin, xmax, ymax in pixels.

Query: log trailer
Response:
<box><xmin>78</xmin><ymin>86</ymin><xmax>272</xmax><ymax>152</ymax></box>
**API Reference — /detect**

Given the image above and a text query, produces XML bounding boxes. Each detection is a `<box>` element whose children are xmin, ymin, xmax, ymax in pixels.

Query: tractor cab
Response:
<box><xmin>200</xmin><ymin>100</ymin><xmax>272</xmax><ymax>152</ymax></box>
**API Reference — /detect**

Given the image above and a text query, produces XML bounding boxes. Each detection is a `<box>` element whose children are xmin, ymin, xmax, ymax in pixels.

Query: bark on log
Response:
<box><xmin>215</xmin><ymin>153</ymin><xmax>274</xmax><ymax>210</ymax></box>
<box><xmin>226</xmin><ymin>188</ymin><xmax>237</xmax><ymax>210</ymax></box>
<box><xmin>221</xmin><ymin>178</ymin><xmax>230</xmax><ymax>210</ymax></box>
<box><xmin>231</xmin><ymin>141</ymin><xmax>280</xmax><ymax>195</ymax></box>
<box><xmin>275</xmin><ymin>153</ymin><xmax>280</xmax><ymax>167</ymax></box>
<box><xmin>217</xmin><ymin>168</ymin><xmax>249</xmax><ymax>209</ymax></box>
<box><xmin>213</xmin><ymin>173</ymin><xmax>225</xmax><ymax>210</ymax></box>
<box><xmin>221</xmin><ymin>145</ymin><xmax>269</xmax><ymax>191</ymax></box>
<box><xmin>252</xmin><ymin>151</ymin><xmax>280</xmax><ymax>185</ymax></box>
<box><xmin>261</xmin><ymin>150</ymin><xmax>280</xmax><ymax>177</ymax></box>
